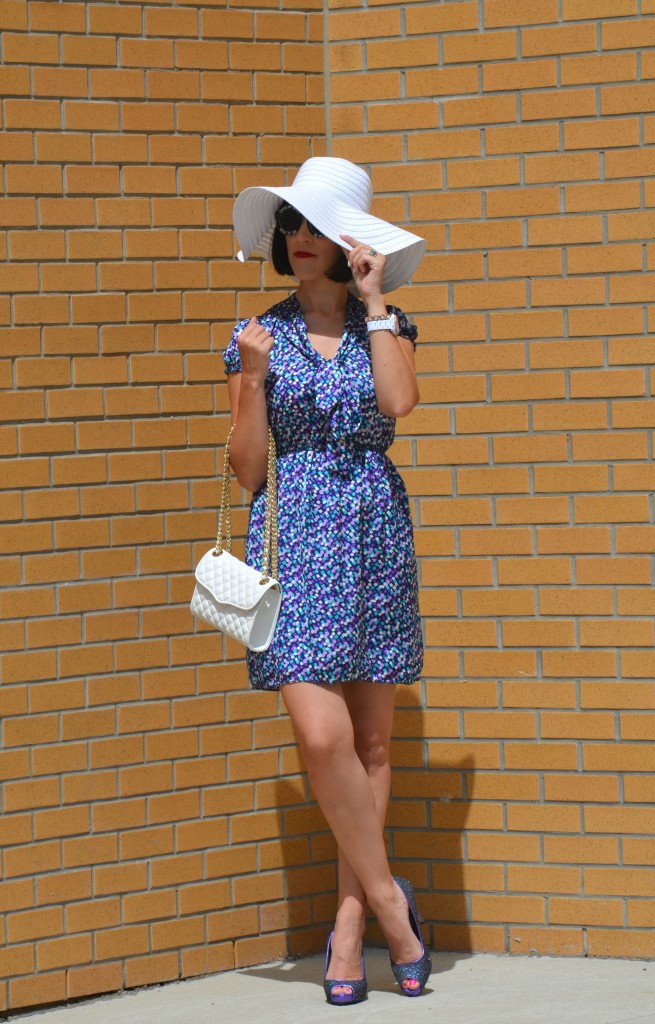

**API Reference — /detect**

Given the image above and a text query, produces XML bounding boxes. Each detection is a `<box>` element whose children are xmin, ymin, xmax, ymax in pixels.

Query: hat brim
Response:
<box><xmin>233</xmin><ymin>184</ymin><xmax>426</xmax><ymax>294</ymax></box>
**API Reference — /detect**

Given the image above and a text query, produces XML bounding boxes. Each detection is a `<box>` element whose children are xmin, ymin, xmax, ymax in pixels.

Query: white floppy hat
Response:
<box><xmin>233</xmin><ymin>157</ymin><xmax>426</xmax><ymax>294</ymax></box>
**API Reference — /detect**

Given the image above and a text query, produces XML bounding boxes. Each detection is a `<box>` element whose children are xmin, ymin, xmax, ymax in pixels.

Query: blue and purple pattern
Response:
<box><xmin>222</xmin><ymin>292</ymin><xmax>423</xmax><ymax>690</ymax></box>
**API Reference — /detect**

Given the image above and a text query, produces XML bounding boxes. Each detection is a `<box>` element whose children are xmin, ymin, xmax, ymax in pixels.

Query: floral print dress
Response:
<box><xmin>222</xmin><ymin>292</ymin><xmax>423</xmax><ymax>690</ymax></box>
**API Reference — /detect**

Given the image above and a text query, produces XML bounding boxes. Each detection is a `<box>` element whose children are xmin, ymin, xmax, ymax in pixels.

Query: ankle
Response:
<box><xmin>332</xmin><ymin>921</ymin><xmax>365</xmax><ymax>952</ymax></box>
<box><xmin>366</xmin><ymin>877</ymin><xmax>398</xmax><ymax>919</ymax></box>
<box><xmin>335</xmin><ymin>903</ymin><xmax>366</xmax><ymax>932</ymax></box>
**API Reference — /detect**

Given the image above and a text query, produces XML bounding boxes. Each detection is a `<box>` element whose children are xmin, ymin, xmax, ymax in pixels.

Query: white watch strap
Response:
<box><xmin>366</xmin><ymin>314</ymin><xmax>398</xmax><ymax>334</ymax></box>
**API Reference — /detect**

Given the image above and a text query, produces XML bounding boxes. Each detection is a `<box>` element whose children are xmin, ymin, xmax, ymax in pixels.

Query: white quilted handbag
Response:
<box><xmin>190</xmin><ymin>425</ymin><xmax>282</xmax><ymax>652</ymax></box>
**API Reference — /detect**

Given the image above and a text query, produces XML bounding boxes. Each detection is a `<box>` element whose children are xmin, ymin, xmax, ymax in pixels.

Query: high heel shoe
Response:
<box><xmin>389</xmin><ymin>876</ymin><xmax>432</xmax><ymax>997</ymax></box>
<box><xmin>323</xmin><ymin>930</ymin><xmax>368</xmax><ymax>1005</ymax></box>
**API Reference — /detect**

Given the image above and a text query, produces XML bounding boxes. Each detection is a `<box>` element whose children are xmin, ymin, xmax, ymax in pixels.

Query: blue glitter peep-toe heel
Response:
<box><xmin>323</xmin><ymin>931</ymin><xmax>368</xmax><ymax>1005</ymax></box>
<box><xmin>389</xmin><ymin>876</ymin><xmax>432</xmax><ymax>997</ymax></box>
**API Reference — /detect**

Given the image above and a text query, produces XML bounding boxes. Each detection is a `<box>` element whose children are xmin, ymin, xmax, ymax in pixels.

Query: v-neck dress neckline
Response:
<box><xmin>291</xmin><ymin>291</ymin><xmax>357</xmax><ymax>365</ymax></box>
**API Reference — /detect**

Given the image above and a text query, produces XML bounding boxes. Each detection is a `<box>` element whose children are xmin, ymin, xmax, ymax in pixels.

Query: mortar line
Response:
<box><xmin>323</xmin><ymin>0</ymin><xmax>332</xmax><ymax>155</ymax></box>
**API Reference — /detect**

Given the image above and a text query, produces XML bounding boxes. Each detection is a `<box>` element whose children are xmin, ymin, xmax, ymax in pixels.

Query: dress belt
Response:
<box><xmin>277</xmin><ymin>442</ymin><xmax>387</xmax><ymax>457</ymax></box>
<box><xmin>277</xmin><ymin>442</ymin><xmax>388</xmax><ymax>478</ymax></box>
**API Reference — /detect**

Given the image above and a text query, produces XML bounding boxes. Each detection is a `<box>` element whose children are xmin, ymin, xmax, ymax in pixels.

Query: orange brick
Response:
<box><xmin>508</xmin><ymin>865</ymin><xmax>582</xmax><ymax>895</ymax></box>
<box><xmin>9</xmin><ymin>972</ymin><xmax>66</xmax><ymax>1012</ymax></box>
<box><xmin>522</xmin><ymin>22</ymin><xmax>596</xmax><ymax>57</ymax></box>
<box><xmin>605</xmin><ymin>81</ymin><xmax>655</xmax><ymax>116</ymax></box>
<box><xmin>368</xmin><ymin>100</ymin><xmax>439</xmax><ymax>133</ymax></box>
<box><xmin>151</xmin><ymin>917</ymin><xmax>205</xmax><ymax>953</ymax></box>
<box><xmin>150</xmin><ymin>852</ymin><xmax>204</xmax><ymax>889</ymax></box>
<box><xmin>406</xmin><ymin>66</ymin><xmax>478</xmax><ymax>101</ymax></box>
<box><xmin>331</xmin><ymin>9</ymin><xmax>400</xmax><ymax>40</ymax></box>
<box><xmin>545</xmin><ymin>836</ymin><xmax>619</xmax><ymax>865</ymax></box>
<box><xmin>585</xmin><ymin>867</ymin><xmax>655</xmax><ymax>898</ymax></box>
<box><xmin>65</xmin><ymin>900</ymin><xmax>120</xmax><ymax>943</ymax></box>
<box><xmin>575</xmin><ymin>496</ymin><xmax>650</xmax><ymax>526</ymax></box>
<box><xmin>234</xmin><ymin>932</ymin><xmax>287</xmax><ymax>969</ymax></box>
<box><xmin>502</xmin><ymin>683</ymin><xmax>576</xmax><ymax>711</ymax></box>
<box><xmin>66</xmin><ymin>962</ymin><xmax>122</xmax><ymax>1002</ymax></box>
<box><xmin>182</xmin><ymin>942</ymin><xmax>235</xmax><ymax>979</ymax></box>
<box><xmin>443</xmin><ymin>29</ymin><xmax>516</xmax><ymax>65</ymax></box>
<box><xmin>577</xmin><ymin>557</ymin><xmax>650</xmax><ymax>586</ymax></box>
<box><xmin>550</xmin><ymin>898</ymin><xmax>623</xmax><ymax>927</ymax></box>
<box><xmin>37</xmin><ymin>934</ymin><xmax>93</xmax><ymax>972</ymax></box>
<box><xmin>488</xmin><ymin>0</ymin><xmax>558</xmax><ymax>24</ymax></box>
<box><xmin>94</xmin><ymin>924</ymin><xmax>149</xmax><ymax>963</ymax></box>
<box><xmin>581</xmin><ymin>745</ymin><xmax>655</xmax><ymax>774</ymax></box>
<box><xmin>5</xmin><ymin>98</ymin><xmax>62</xmax><ymax>130</ymax></box>
<box><xmin>617</xmin><ymin>589</ymin><xmax>655</xmax><ymax>618</ymax></box>
<box><xmin>63</xmin><ymin>834</ymin><xmax>117</xmax><ymax>869</ymax></box>
<box><xmin>543</xmin><ymin>650</ymin><xmax>618</xmax><ymax>678</ymax></box>
<box><xmin>0</xmin><ymin>942</ymin><xmax>33</xmax><ymax>983</ymax></box>
<box><xmin>611</xmin><ymin>273</ymin><xmax>655</xmax><ymax>304</ymax></box>
<box><xmin>525</xmin><ymin>151</ymin><xmax>599</xmax><ymax>185</ymax></box>
<box><xmin>612</xmin><ymin>401</ymin><xmax>655</xmax><ymax>429</ymax></box>
<box><xmin>621</xmin><ymin>715</ymin><xmax>655</xmax><ymax>742</ymax></box>
<box><xmin>524</xmin><ymin>87</ymin><xmax>596</xmax><ymax>122</ymax></box>
<box><xmin>561</xmin><ymin>51</ymin><xmax>637</xmax><ymax>85</ymax></box>
<box><xmin>627</xmin><ymin>901</ymin><xmax>655</xmax><ymax>928</ymax></box>
<box><xmin>507</xmin><ymin>803</ymin><xmax>583</xmax><ymax>833</ymax></box>
<box><xmin>504</xmin><ymin>742</ymin><xmax>579</xmax><ymax>770</ymax></box>
<box><xmin>569</xmin><ymin>368</ymin><xmax>642</xmax><ymax>399</ymax></box>
<box><xmin>255</xmin><ymin>11</ymin><xmax>305</xmax><ymax>40</ymax></box>
<box><xmin>0</xmin><ymin>2</ymin><xmax>28</xmax><ymax>31</ymax></box>
<box><xmin>123</xmin><ymin>889</ymin><xmax>176</xmax><ymax>926</ymax></box>
<box><xmin>589</xmin><ymin>933</ymin><xmax>655</xmax><ymax>962</ymax></box>
<box><xmin>504</xmin><ymin>618</ymin><xmax>574</xmax><ymax>646</ymax></box>
<box><xmin>484</xmin><ymin>58</ymin><xmax>557</xmax><ymax>92</ymax></box>
<box><xmin>623</xmin><ymin>839</ymin><xmax>655</xmax><ymax>867</ymax></box>
<box><xmin>610</xmin><ymin>338</ymin><xmax>655</xmax><ymax>367</ymax></box>
<box><xmin>34</xmin><ymin>805</ymin><xmax>90</xmax><ymax>841</ymax></box>
<box><xmin>443</xmin><ymin>94</ymin><xmax>517</xmax><ymax>128</ymax></box>
<box><xmin>606</xmin><ymin>147</ymin><xmax>655</xmax><ymax>180</ymax></box>
<box><xmin>566</xmin><ymin>117</ymin><xmax>640</xmax><ymax>152</ymax></box>
<box><xmin>471</xmin><ymin>894</ymin><xmax>545</xmax><ymax>924</ymax></box>
<box><xmin>565</xmin><ymin>0</ymin><xmax>637</xmax><ymax>13</ymax></box>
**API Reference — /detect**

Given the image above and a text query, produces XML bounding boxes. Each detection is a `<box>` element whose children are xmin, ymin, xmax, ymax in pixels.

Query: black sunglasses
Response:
<box><xmin>275</xmin><ymin>202</ymin><xmax>325</xmax><ymax>239</ymax></box>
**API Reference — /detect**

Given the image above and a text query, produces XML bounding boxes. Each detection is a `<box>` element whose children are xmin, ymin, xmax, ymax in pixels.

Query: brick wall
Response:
<box><xmin>328</xmin><ymin>0</ymin><xmax>655</xmax><ymax>961</ymax></box>
<box><xmin>1</xmin><ymin>0</ymin><xmax>654</xmax><ymax>1015</ymax></box>
<box><xmin>0</xmin><ymin>0</ymin><xmax>326</xmax><ymax>1013</ymax></box>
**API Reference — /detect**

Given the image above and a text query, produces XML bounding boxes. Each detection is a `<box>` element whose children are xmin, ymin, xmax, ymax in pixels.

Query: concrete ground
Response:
<box><xmin>7</xmin><ymin>950</ymin><xmax>655</xmax><ymax>1024</ymax></box>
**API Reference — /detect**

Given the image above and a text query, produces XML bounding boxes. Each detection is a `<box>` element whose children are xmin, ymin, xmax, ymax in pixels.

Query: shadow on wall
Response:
<box><xmin>389</xmin><ymin>684</ymin><xmax>475</xmax><ymax>956</ymax></box>
<box><xmin>263</xmin><ymin>683</ymin><xmax>473</xmax><ymax>964</ymax></box>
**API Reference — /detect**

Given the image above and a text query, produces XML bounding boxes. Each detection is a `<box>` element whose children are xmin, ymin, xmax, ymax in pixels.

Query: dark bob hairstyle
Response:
<box><xmin>271</xmin><ymin>212</ymin><xmax>353</xmax><ymax>284</ymax></box>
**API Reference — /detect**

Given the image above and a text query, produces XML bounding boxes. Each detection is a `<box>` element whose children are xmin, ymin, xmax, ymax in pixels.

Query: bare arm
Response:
<box><xmin>225</xmin><ymin>318</ymin><xmax>274</xmax><ymax>492</ymax></box>
<box><xmin>341</xmin><ymin>234</ymin><xmax>420</xmax><ymax>419</ymax></box>
<box><xmin>367</xmin><ymin>319</ymin><xmax>419</xmax><ymax>419</ymax></box>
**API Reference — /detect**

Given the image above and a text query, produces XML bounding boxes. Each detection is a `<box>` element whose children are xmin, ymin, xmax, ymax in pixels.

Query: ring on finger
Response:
<box><xmin>367</xmin><ymin>248</ymin><xmax>378</xmax><ymax>257</ymax></box>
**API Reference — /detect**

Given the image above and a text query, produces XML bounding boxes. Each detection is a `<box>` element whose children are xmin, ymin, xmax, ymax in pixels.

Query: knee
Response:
<box><xmin>353</xmin><ymin>735</ymin><xmax>390</xmax><ymax>773</ymax></box>
<box><xmin>299</xmin><ymin>729</ymin><xmax>351</xmax><ymax>769</ymax></box>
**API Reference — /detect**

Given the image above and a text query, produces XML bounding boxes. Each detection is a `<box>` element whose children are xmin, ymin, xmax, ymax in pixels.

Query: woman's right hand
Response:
<box><xmin>237</xmin><ymin>317</ymin><xmax>274</xmax><ymax>383</ymax></box>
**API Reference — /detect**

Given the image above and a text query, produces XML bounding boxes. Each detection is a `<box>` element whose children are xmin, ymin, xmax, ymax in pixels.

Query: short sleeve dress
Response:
<box><xmin>223</xmin><ymin>292</ymin><xmax>423</xmax><ymax>690</ymax></box>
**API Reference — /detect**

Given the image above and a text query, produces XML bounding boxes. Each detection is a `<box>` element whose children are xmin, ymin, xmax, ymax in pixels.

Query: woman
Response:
<box><xmin>223</xmin><ymin>157</ymin><xmax>431</xmax><ymax>1003</ymax></box>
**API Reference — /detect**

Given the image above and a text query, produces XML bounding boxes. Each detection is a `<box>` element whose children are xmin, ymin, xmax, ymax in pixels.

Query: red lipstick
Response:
<box><xmin>294</xmin><ymin>250</ymin><xmax>315</xmax><ymax>258</ymax></box>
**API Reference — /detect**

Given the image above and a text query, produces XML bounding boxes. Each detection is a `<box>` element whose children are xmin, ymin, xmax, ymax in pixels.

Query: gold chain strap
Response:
<box><xmin>213</xmin><ymin>424</ymin><xmax>278</xmax><ymax>585</ymax></box>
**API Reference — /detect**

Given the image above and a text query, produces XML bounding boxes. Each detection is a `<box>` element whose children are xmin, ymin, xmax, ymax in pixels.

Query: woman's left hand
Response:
<box><xmin>340</xmin><ymin>234</ymin><xmax>385</xmax><ymax>304</ymax></box>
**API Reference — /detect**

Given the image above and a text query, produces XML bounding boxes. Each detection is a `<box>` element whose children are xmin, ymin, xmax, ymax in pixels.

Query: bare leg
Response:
<box><xmin>281</xmin><ymin>682</ymin><xmax>423</xmax><ymax>991</ymax></box>
<box><xmin>328</xmin><ymin>682</ymin><xmax>395</xmax><ymax>987</ymax></box>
